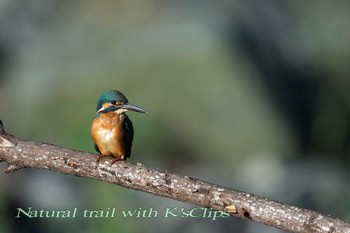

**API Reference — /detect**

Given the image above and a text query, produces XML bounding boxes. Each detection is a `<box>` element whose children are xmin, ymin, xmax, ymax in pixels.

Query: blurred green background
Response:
<box><xmin>0</xmin><ymin>1</ymin><xmax>349</xmax><ymax>232</ymax></box>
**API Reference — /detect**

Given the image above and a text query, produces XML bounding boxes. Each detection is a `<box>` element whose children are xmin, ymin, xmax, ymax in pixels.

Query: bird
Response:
<box><xmin>90</xmin><ymin>90</ymin><xmax>147</xmax><ymax>164</ymax></box>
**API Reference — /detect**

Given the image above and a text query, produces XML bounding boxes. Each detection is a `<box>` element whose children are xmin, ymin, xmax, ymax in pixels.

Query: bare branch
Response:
<box><xmin>0</xmin><ymin>120</ymin><xmax>349</xmax><ymax>233</ymax></box>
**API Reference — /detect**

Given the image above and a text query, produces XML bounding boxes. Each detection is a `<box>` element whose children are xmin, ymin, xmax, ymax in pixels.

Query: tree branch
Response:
<box><xmin>0</xmin><ymin>120</ymin><xmax>349</xmax><ymax>233</ymax></box>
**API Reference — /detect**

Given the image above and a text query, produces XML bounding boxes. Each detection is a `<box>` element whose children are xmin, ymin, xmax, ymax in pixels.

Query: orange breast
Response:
<box><xmin>90</xmin><ymin>112</ymin><xmax>125</xmax><ymax>159</ymax></box>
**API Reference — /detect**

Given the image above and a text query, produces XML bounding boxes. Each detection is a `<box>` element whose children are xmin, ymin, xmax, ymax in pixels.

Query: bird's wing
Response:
<box><xmin>123</xmin><ymin>115</ymin><xmax>134</xmax><ymax>158</ymax></box>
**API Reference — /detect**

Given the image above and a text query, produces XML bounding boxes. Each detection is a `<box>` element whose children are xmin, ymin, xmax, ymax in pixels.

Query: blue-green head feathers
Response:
<box><xmin>96</xmin><ymin>90</ymin><xmax>129</xmax><ymax>112</ymax></box>
<box><xmin>95</xmin><ymin>90</ymin><xmax>147</xmax><ymax>115</ymax></box>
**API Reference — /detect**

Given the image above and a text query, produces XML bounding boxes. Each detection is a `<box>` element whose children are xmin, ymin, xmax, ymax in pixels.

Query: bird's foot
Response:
<box><xmin>111</xmin><ymin>158</ymin><xmax>123</xmax><ymax>165</ymax></box>
<box><xmin>96</xmin><ymin>154</ymin><xmax>105</xmax><ymax>163</ymax></box>
<box><xmin>111</xmin><ymin>154</ymin><xmax>125</xmax><ymax>165</ymax></box>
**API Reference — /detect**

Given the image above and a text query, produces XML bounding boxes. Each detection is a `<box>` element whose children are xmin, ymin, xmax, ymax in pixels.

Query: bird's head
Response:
<box><xmin>95</xmin><ymin>90</ymin><xmax>147</xmax><ymax>115</ymax></box>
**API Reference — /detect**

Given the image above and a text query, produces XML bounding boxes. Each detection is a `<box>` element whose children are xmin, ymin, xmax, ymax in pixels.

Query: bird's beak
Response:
<box><xmin>120</xmin><ymin>103</ymin><xmax>148</xmax><ymax>114</ymax></box>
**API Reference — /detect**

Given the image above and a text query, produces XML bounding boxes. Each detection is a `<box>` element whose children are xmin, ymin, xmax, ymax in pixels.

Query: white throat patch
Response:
<box><xmin>116</xmin><ymin>109</ymin><xmax>127</xmax><ymax>114</ymax></box>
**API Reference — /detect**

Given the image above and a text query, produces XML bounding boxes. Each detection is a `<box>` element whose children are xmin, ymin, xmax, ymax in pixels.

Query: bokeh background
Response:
<box><xmin>0</xmin><ymin>1</ymin><xmax>349</xmax><ymax>232</ymax></box>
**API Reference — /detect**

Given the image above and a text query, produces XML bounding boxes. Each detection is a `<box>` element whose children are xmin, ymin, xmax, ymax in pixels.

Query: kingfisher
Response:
<box><xmin>90</xmin><ymin>90</ymin><xmax>147</xmax><ymax>164</ymax></box>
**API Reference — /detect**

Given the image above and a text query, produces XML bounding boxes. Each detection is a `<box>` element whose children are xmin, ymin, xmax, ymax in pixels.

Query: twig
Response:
<box><xmin>0</xmin><ymin>120</ymin><xmax>349</xmax><ymax>233</ymax></box>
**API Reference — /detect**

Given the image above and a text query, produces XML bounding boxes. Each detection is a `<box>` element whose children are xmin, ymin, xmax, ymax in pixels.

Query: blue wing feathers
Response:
<box><xmin>123</xmin><ymin>115</ymin><xmax>134</xmax><ymax>158</ymax></box>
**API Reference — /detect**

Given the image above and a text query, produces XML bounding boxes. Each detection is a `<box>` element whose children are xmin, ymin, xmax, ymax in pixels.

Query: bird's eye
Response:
<box><xmin>110</xmin><ymin>100</ymin><xmax>117</xmax><ymax>105</ymax></box>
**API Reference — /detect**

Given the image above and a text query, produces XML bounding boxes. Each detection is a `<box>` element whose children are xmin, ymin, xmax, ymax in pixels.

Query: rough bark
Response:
<box><xmin>0</xmin><ymin>120</ymin><xmax>349</xmax><ymax>233</ymax></box>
